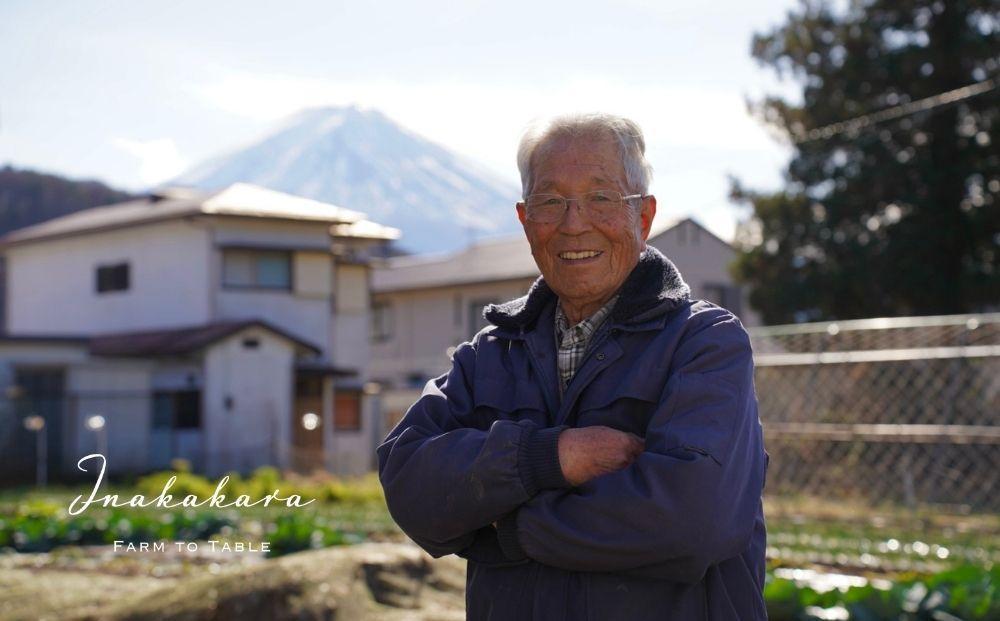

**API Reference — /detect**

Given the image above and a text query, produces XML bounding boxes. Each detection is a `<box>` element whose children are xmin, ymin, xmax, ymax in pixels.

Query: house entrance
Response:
<box><xmin>292</xmin><ymin>375</ymin><xmax>324</xmax><ymax>473</ymax></box>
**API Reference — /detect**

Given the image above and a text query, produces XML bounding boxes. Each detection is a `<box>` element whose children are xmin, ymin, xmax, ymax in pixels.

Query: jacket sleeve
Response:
<box><xmin>494</xmin><ymin>310</ymin><xmax>767</xmax><ymax>583</ymax></box>
<box><xmin>377</xmin><ymin>335</ymin><xmax>570</xmax><ymax>559</ymax></box>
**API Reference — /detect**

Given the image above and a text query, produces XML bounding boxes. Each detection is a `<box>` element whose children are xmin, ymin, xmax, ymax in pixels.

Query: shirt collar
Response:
<box><xmin>555</xmin><ymin>294</ymin><xmax>619</xmax><ymax>344</ymax></box>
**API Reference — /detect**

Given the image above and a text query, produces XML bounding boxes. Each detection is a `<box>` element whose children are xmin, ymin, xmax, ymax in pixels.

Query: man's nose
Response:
<box><xmin>557</xmin><ymin>199</ymin><xmax>593</xmax><ymax>233</ymax></box>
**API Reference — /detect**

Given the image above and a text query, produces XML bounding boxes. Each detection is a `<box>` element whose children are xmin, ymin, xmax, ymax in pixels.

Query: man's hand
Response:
<box><xmin>558</xmin><ymin>426</ymin><xmax>645</xmax><ymax>487</ymax></box>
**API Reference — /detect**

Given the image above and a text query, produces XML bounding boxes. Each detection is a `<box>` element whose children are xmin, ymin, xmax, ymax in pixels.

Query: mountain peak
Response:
<box><xmin>173</xmin><ymin>107</ymin><xmax>520</xmax><ymax>254</ymax></box>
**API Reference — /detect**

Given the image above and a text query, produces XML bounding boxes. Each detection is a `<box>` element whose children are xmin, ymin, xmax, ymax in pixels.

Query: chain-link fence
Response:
<box><xmin>750</xmin><ymin>312</ymin><xmax>1000</xmax><ymax>512</ymax></box>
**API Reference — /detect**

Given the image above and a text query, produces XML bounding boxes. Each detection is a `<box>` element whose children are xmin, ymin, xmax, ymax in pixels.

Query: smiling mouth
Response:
<box><xmin>558</xmin><ymin>250</ymin><xmax>603</xmax><ymax>260</ymax></box>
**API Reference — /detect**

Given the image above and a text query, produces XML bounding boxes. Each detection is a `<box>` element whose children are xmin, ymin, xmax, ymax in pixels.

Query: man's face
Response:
<box><xmin>516</xmin><ymin>133</ymin><xmax>656</xmax><ymax>313</ymax></box>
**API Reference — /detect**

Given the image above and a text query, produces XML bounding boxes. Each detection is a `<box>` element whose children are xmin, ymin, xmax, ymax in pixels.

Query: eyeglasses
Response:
<box><xmin>522</xmin><ymin>190</ymin><xmax>646</xmax><ymax>224</ymax></box>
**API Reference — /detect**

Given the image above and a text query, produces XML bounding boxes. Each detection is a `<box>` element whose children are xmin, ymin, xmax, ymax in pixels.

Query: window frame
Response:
<box><xmin>221</xmin><ymin>248</ymin><xmax>293</xmax><ymax>291</ymax></box>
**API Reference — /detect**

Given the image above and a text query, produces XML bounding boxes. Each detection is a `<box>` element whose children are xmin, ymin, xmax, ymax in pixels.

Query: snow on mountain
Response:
<box><xmin>172</xmin><ymin>106</ymin><xmax>522</xmax><ymax>254</ymax></box>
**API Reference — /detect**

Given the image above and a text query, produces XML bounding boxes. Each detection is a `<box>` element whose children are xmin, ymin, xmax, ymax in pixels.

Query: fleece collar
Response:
<box><xmin>485</xmin><ymin>246</ymin><xmax>691</xmax><ymax>333</ymax></box>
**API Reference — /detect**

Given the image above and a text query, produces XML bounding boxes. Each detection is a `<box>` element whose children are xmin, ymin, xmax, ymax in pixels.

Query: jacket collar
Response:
<box><xmin>485</xmin><ymin>246</ymin><xmax>690</xmax><ymax>333</ymax></box>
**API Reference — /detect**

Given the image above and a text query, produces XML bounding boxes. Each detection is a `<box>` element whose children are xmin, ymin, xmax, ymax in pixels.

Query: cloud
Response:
<box><xmin>111</xmin><ymin>137</ymin><xmax>188</xmax><ymax>186</ymax></box>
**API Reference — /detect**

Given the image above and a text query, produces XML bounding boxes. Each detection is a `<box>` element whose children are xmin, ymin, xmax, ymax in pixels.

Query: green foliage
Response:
<box><xmin>0</xmin><ymin>467</ymin><xmax>387</xmax><ymax>555</ymax></box>
<box><xmin>319</xmin><ymin>472</ymin><xmax>385</xmax><ymax>504</ymax></box>
<box><xmin>0</xmin><ymin>509</ymin><xmax>236</xmax><ymax>552</ymax></box>
<box><xmin>732</xmin><ymin>0</ymin><xmax>999</xmax><ymax>323</ymax></box>
<box><xmin>135</xmin><ymin>469</ymin><xmax>218</xmax><ymax>499</ymax></box>
<box><xmin>263</xmin><ymin>513</ymin><xmax>363</xmax><ymax>557</ymax></box>
<box><xmin>133</xmin><ymin>465</ymin><xmax>383</xmax><ymax>506</ymax></box>
<box><xmin>765</xmin><ymin>565</ymin><xmax>1000</xmax><ymax>620</ymax></box>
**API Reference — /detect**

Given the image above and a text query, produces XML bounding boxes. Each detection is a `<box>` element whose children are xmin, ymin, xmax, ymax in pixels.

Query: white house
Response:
<box><xmin>0</xmin><ymin>183</ymin><xmax>398</xmax><ymax>482</ymax></box>
<box><xmin>369</xmin><ymin>217</ymin><xmax>758</xmax><ymax>429</ymax></box>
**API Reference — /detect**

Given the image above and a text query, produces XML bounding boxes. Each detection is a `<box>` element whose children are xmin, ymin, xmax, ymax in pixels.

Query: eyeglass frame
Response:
<box><xmin>517</xmin><ymin>190</ymin><xmax>650</xmax><ymax>223</ymax></box>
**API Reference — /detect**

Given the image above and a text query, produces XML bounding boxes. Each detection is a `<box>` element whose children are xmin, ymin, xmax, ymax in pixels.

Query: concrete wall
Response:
<box><xmin>370</xmin><ymin>278</ymin><xmax>535</xmax><ymax>387</ymax></box>
<box><xmin>6</xmin><ymin>220</ymin><xmax>212</xmax><ymax>334</ymax></box>
<box><xmin>210</xmin><ymin>220</ymin><xmax>334</xmax><ymax>359</ymax></box>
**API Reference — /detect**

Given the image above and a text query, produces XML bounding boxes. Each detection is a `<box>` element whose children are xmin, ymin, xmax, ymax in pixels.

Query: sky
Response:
<box><xmin>0</xmin><ymin>0</ymin><xmax>802</xmax><ymax>243</ymax></box>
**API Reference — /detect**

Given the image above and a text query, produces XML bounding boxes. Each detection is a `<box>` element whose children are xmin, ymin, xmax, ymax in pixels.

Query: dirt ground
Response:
<box><xmin>0</xmin><ymin>542</ymin><xmax>467</xmax><ymax>621</ymax></box>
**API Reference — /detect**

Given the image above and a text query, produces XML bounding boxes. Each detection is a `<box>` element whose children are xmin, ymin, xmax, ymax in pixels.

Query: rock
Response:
<box><xmin>0</xmin><ymin>543</ymin><xmax>467</xmax><ymax>621</ymax></box>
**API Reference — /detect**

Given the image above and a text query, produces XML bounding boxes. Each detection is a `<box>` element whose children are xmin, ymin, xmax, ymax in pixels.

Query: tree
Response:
<box><xmin>732</xmin><ymin>0</ymin><xmax>999</xmax><ymax>324</ymax></box>
<box><xmin>0</xmin><ymin>166</ymin><xmax>135</xmax><ymax>237</ymax></box>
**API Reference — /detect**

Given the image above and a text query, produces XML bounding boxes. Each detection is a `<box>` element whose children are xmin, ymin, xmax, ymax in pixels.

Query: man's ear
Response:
<box><xmin>640</xmin><ymin>195</ymin><xmax>656</xmax><ymax>242</ymax></box>
<box><xmin>516</xmin><ymin>202</ymin><xmax>527</xmax><ymax>226</ymax></box>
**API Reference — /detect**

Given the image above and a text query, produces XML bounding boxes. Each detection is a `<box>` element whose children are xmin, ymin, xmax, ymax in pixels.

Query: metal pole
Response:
<box><xmin>37</xmin><ymin>426</ymin><xmax>47</xmax><ymax>487</ymax></box>
<box><xmin>98</xmin><ymin>427</ymin><xmax>107</xmax><ymax>459</ymax></box>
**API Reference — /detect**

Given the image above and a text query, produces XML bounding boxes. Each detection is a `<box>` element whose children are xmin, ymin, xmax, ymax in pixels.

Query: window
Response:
<box><xmin>222</xmin><ymin>249</ymin><xmax>291</xmax><ymax>289</ymax></box>
<box><xmin>468</xmin><ymin>298</ymin><xmax>497</xmax><ymax>337</ymax></box>
<box><xmin>153</xmin><ymin>390</ymin><xmax>202</xmax><ymax>430</ymax></box>
<box><xmin>334</xmin><ymin>391</ymin><xmax>361</xmax><ymax>431</ymax></box>
<box><xmin>406</xmin><ymin>372</ymin><xmax>429</xmax><ymax>389</ymax></box>
<box><xmin>96</xmin><ymin>263</ymin><xmax>129</xmax><ymax>293</ymax></box>
<box><xmin>371</xmin><ymin>301</ymin><xmax>393</xmax><ymax>342</ymax></box>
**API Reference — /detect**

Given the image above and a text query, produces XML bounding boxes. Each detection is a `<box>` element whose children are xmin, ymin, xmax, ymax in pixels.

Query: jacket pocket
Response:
<box><xmin>474</xmin><ymin>377</ymin><xmax>547</xmax><ymax>423</ymax></box>
<box><xmin>574</xmin><ymin>369</ymin><xmax>664</xmax><ymax>434</ymax></box>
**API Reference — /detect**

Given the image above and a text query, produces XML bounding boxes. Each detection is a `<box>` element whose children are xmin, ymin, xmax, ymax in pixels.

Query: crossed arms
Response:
<box><xmin>376</xmin><ymin>309</ymin><xmax>766</xmax><ymax>583</ymax></box>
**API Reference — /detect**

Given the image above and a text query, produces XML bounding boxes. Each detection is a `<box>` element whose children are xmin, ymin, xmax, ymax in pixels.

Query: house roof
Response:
<box><xmin>0</xmin><ymin>183</ymin><xmax>375</xmax><ymax>247</ymax></box>
<box><xmin>0</xmin><ymin>333</ymin><xmax>90</xmax><ymax>344</ymax></box>
<box><xmin>372</xmin><ymin>235</ymin><xmax>539</xmax><ymax>293</ymax></box>
<box><xmin>330</xmin><ymin>219</ymin><xmax>401</xmax><ymax>241</ymax></box>
<box><xmin>370</xmin><ymin>216</ymin><xmax>700</xmax><ymax>293</ymax></box>
<box><xmin>87</xmin><ymin>319</ymin><xmax>323</xmax><ymax>357</ymax></box>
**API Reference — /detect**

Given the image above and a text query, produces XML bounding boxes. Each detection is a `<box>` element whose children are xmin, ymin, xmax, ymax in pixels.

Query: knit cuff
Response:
<box><xmin>519</xmin><ymin>424</ymin><xmax>570</xmax><ymax>497</ymax></box>
<box><xmin>495</xmin><ymin>511</ymin><xmax>527</xmax><ymax>561</ymax></box>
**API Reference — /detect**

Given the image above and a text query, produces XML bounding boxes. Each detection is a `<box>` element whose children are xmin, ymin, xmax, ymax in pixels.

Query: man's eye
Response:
<box><xmin>589</xmin><ymin>193</ymin><xmax>613</xmax><ymax>202</ymax></box>
<box><xmin>541</xmin><ymin>198</ymin><xmax>563</xmax><ymax>206</ymax></box>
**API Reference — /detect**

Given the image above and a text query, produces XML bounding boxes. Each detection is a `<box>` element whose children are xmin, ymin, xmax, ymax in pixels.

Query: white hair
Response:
<box><xmin>516</xmin><ymin>113</ymin><xmax>653</xmax><ymax>199</ymax></box>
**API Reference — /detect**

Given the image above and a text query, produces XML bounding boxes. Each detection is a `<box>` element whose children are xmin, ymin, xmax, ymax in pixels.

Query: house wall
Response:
<box><xmin>331</xmin><ymin>262</ymin><xmax>370</xmax><ymax>375</ymax></box>
<box><xmin>202</xmin><ymin>328</ymin><xmax>296</xmax><ymax>477</ymax></box>
<box><xmin>210</xmin><ymin>220</ymin><xmax>334</xmax><ymax>359</ymax></box>
<box><xmin>370</xmin><ymin>278</ymin><xmax>535</xmax><ymax>388</ymax></box>
<box><xmin>5</xmin><ymin>220</ymin><xmax>212</xmax><ymax>334</ymax></box>
<box><xmin>648</xmin><ymin>221</ymin><xmax>761</xmax><ymax>327</ymax></box>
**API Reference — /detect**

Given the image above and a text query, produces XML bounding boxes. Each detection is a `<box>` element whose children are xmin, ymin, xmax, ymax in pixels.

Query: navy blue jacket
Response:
<box><xmin>377</xmin><ymin>247</ymin><xmax>768</xmax><ymax>620</ymax></box>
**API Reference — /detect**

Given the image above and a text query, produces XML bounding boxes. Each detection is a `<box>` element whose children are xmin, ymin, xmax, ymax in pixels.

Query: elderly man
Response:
<box><xmin>377</xmin><ymin>113</ymin><xmax>768</xmax><ymax>620</ymax></box>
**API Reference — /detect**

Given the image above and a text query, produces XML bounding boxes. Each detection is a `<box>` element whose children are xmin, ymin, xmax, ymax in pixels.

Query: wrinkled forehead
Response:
<box><xmin>530</xmin><ymin>133</ymin><xmax>627</xmax><ymax>192</ymax></box>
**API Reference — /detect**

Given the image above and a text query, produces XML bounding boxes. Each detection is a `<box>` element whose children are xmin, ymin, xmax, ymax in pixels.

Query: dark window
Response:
<box><xmin>468</xmin><ymin>298</ymin><xmax>497</xmax><ymax>337</ymax></box>
<box><xmin>334</xmin><ymin>391</ymin><xmax>361</xmax><ymax>431</ymax></box>
<box><xmin>222</xmin><ymin>249</ymin><xmax>291</xmax><ymax>289</ymax></box>
<box><xmin>371</xmin><ymin>301</ymin><xmax>393</xmax><ymax>342</ymax></box>
<box><xmin>96</xmin><ymin>263</ymin><xmax>129</xmax><ymax>293</ymax></box>
<box><xmin>406</xmin><ymin>372</ymin><xmax>429</xmax><ymax>389</ymax></box>
<box><xmin>153</xmin><ymin>390</ymin><xmax>202</xmax><ymax>430</ymax></box>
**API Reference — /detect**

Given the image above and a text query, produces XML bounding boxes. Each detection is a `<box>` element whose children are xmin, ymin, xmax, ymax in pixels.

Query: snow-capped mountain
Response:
<box><xmin>172</xmin><ymin>106</ymin><xmax>522</xmax><ymax>254</ymax></box>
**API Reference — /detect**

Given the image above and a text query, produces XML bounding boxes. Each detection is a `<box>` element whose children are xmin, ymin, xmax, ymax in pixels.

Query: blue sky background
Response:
<box><xmin>0</xmin><ymin>0</ymin><xmax>802</xmax><ymax>241</ymax></box>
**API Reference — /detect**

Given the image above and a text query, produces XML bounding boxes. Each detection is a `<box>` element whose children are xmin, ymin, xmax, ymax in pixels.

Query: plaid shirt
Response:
<box><xmin>554</xmin><ymin>295</ymin><xmax>619</xmax><ymax>393</ymax></box>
